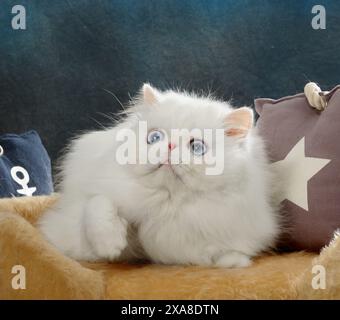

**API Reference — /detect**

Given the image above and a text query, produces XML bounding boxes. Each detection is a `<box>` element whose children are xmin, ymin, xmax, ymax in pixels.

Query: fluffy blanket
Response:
<box><xmin>0</xmin><ymin>195</ymin><xmax>339</xmax><ymax>299</ymax></box>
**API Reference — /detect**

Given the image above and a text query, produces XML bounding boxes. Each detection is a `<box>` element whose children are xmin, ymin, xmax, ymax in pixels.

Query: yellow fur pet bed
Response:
<box><xmin>0</xmin><ymin>195</ymin><xmax>339</xmax><ymax>299</ymax></box>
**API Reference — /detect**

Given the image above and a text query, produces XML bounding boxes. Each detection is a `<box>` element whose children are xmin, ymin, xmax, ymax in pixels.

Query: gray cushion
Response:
<box><xmin>255</xmin><ymin>86</ymin><xmax>340</xmax><ymax>251</ymax></box>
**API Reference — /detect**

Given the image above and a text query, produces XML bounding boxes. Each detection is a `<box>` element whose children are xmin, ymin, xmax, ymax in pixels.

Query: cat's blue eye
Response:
<box><xmin>190</xmin><ymin>139</ymin><xmax>207</xmax><ymax>156</ymax></box>
<box><xmin>147</xmin><ymin>130</ymin><xmax>165</xmax><ymax>144</ymax></box>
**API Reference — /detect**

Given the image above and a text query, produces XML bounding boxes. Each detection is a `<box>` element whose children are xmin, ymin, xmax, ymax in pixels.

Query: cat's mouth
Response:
<box><xmin>159</xmin><ymin>159</ymin><xmax>170</xmax><ymax>166</ymax></box>
<box><xmin>157</xmin><ymin>156</ymin><xmax>170</xmax><ymax>167</ymax></box>
<box><xmin>157</xmin><ymin>158</ymin><xmax>193</xmax><ymax>178</ymax></box>
<box><xmin>158</xmin><ymin>161</ymin><xmax>171</xmax><ymax>169</ymax></box>
<box><xmin>158</xmin><ymin>160</ymin><xmax>178</xmax><ymax>174</ymax></box>
<box><xmin>154</xmin><ymin>155</ymin><xmax>186</xmax><ymax>179</ymax></box>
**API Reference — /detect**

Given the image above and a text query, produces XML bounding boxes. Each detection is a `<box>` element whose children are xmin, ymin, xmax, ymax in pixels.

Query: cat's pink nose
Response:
<box><xmin>168</xmin><ymin>143</ymin><xmax>176</xmax><ymax>151</ymax></box>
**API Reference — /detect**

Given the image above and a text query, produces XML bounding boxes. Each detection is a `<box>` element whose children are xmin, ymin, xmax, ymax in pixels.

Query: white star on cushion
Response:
<box><xmin>271</xmin><ymin>137</ymin><xmax>331</xmax><ymax>211</ymax></box>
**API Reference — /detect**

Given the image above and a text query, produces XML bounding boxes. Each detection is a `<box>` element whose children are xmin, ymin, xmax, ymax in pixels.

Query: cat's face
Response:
<box><xmin>121</xmin><ymin>84</ymin><xmax>254</xmax><ymax>192</ymax></box>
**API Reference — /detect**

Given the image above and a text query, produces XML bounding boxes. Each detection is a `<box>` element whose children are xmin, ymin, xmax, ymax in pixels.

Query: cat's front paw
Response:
<box><xmin>214</xmin><ymin>252</ymin><xmax>252</xmax><ymax>268</ymax></box>
<box><xmin>85</xmin><ymin>195</ymin><xmax>128</xmax><ymax>261</ymax></box>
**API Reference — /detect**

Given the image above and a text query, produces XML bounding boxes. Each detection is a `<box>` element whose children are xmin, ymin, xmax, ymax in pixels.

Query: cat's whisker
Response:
<box><xmin>96</xmin><ymin>111</ymin><xmax>121</xmax><ymax>124</ymax></box>
<box><xmin>88</xmin><ymin>116</ymin><xmax>108</xmax><ymax>130</ymax></box>
<box><xmin>102</xmin><ymin>88</ymin><xmax>126</xmax><ymax>111</ymax></box>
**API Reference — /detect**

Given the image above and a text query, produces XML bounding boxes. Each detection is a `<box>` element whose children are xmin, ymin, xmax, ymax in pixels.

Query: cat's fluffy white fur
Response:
<box><xmin>38</xmin><ymin>84</ymin><xmax>279</xmax><ymax>268</ymax></box>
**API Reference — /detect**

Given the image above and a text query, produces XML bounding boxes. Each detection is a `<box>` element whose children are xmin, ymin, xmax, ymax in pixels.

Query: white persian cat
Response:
<box><xmin>38</xmin><ymin>84</ymin><xmax>279</xmax><ymax>268</ymax></box>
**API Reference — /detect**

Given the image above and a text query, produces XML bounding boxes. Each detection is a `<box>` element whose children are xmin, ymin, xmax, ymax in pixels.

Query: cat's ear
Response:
<box><xmin>142</xmin><ymin>83</ymin><xmax>159</xmax><ymax>105</ymax></box>
<box><xmin>224</xmin><ymin>107</ymin><xmax>254</xmax><ymax>138</ymax></box>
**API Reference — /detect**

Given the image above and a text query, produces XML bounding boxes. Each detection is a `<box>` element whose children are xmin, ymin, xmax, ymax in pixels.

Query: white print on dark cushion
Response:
<box><xmin>10</xmin><ymin>166</ymin><xmax>37</xmax><ymax>197</ymax></box>
<box><xmin>271</xmin><ymin>137</ymin><xmax>331</xmax><ymax>211</ymax></box>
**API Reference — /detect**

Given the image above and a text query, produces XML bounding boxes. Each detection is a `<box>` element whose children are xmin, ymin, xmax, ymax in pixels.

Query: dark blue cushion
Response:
<box><xmin>0</xmin><ymin>131</ymin><xmax>53</xmax><ymax>198</ymax></box>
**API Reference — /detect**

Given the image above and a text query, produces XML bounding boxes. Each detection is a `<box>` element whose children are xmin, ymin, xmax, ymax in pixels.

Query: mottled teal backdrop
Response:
<box><xmin>0</xmin><ymin>0</ymin><xmax>339</xmax><ymax>161</ymax></box>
